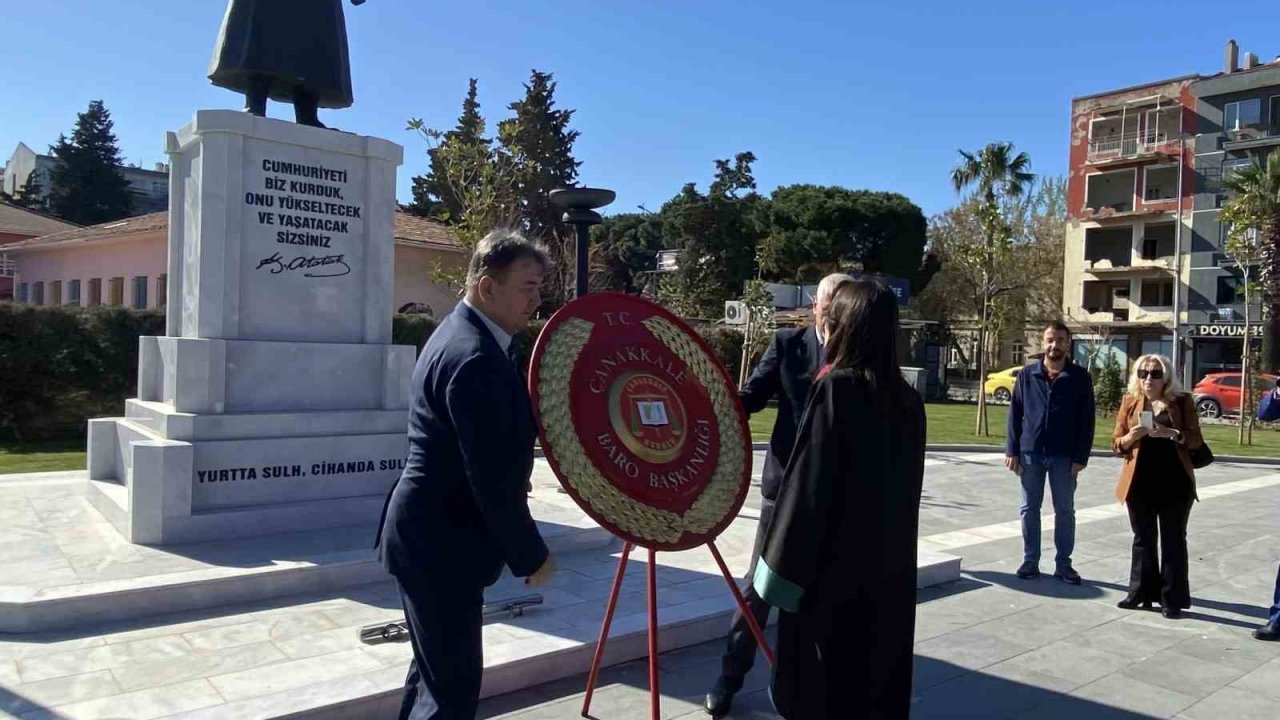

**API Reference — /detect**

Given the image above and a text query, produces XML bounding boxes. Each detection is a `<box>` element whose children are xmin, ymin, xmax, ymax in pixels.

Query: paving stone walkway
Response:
<box><xmin>479</xmin><ymin>455</ymin><xmax>1280</xmax><ymax>720</ymax></box>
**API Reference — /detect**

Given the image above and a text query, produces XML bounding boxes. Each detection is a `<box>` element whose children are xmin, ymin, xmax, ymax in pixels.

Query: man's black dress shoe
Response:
<box><xmin>705</xmin><ymin>677</ymin><xmax>737</xmax><ymax>718</ymax></box>
<box><xmin>1117</xmin><ymin>598</ymin><xmax>1152</xmax><ymax>610</ymax></box>
<box><xmin>1253</xmin><ymin>621</ymin><xmax>1280</xmax><ymax>641</ymax></box>
<box><xmin>1016</xmin><ymin>562</ymin><xmax>1040</xmax><ymax>579</ymax></box>
<box><xmin>1053</xmin><ymin>567</ymin><xmax>1082</xmax><ymax>585</ymax></box>
<box><xmin>1162</xmin><ymin>607</ymin><xmax>1181</xmax><ymax>619</ymax></box>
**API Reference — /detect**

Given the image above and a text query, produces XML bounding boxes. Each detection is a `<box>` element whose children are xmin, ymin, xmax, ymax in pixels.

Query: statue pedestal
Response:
<box><xmin>87</xmin><ymin>110</ymin><xmax>413</xmax><ymax>544</ymax></box>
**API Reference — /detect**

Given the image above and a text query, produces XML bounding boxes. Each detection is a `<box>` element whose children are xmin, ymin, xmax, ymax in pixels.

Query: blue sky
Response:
<box><xmin>3</xmin><ymin>1</ymin><xmax>1278</xmax><ymax>217</ymax></box>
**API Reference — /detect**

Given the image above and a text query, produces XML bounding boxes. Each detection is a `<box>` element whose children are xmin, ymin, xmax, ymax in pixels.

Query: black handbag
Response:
<box><xmin>1189</xmin><ymin>441</ymin><xmax>1214</xmax><ymax>469</ymax></box>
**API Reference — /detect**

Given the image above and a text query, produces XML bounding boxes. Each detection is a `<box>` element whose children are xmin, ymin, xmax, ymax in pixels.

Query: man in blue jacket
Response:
<box><xmin>376</xmin><ymin>230</ymin><xmax>556</xmax><ymax>720</ymax></box>
<box><xmin>1005</xmin><ymin>321</ymin><xmax>1095</xmax><ymax>585</ymax></box>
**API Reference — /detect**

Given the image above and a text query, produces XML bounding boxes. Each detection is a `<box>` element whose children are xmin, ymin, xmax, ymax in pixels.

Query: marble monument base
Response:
<box><xmin>83</xmin><ymin>110</ymin><xmax>414</xmax><ymax>546</ymax></box>
<box><xmin>87</xmin><ymin>397</ymin><xmax>410</xmax><ymax>546</ymax></box>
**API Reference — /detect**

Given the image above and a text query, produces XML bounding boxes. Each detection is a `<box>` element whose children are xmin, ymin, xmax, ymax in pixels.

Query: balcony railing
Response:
<box><xmin>1087</xmin><ymin>131</ymin><xmax>1172</xmax><ymax>162</ymax></box>
<box><xmin>0</xmin><ymin>254</ymin><xmax>14</xmax><ymax>278</ymax></box>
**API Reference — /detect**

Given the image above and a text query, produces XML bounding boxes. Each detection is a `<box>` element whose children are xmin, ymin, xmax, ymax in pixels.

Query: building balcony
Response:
<box><xmin>1222</xmin><ymin>127</ymin><xmax>1280</xmax><ymax>152</ymax></box>
<box><xmin>1083</xmin><ymin>260</ymin><xmax>1175</xmax><ymax>277</ymax></box>
<box><xmin>1087</xmin><ymin>131</ymin><xmax>1180</xmax><ymax>166</ymax></box>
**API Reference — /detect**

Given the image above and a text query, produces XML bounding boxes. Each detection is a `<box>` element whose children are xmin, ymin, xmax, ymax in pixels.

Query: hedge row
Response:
<box><xmin>0</xmin><ymin>304</ymin><xmax>746</xmax><ymax>440</ymax></box>
<box><xmin>0</xmin><ymin>304</ymin><xmax>166</xmax><ymax>440</ymax></box>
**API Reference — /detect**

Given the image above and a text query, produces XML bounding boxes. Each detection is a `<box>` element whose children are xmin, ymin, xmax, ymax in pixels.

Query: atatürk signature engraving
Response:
<box><xmin>255</xmin><ymin>252</ymin><xmax>352</xmax><ymax>278</ymax></box>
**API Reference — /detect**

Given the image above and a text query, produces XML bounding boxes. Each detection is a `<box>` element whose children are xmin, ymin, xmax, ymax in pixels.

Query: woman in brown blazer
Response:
<box><xmin>1112</xmin><ymin>354</ymin><xmax>1203</xmax><ymax>618</ymax></box>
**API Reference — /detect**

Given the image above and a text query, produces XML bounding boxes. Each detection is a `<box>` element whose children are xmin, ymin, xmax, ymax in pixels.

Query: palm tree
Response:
<box><xmin>1220</xmin><ymin>149</ymin><xmax>1280</xmax><ymax>444</ymax></box>
<box><xmin>951</xmin><ymin>142</ymin><xmax>1035</xmax><ymax>436</ymax></box>
<box><xmin>1222</xmin><ymin>149</ymin><xmax>1280</xmax><ymax>375</ymax></box>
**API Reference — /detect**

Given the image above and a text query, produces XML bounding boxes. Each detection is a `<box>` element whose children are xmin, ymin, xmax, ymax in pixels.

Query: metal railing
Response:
<box><xmin>1087</xmin><ymin>131</ymin><xmax>1171</xmax><ymax>161</ymax></box>
<box><xmin>0</xmin><ymin>254</ymin><xmax>14</xmax><ymax>278</ymax></box>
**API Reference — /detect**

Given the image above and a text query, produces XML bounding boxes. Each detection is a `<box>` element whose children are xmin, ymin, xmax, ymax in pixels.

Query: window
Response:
<box><xmin>1140</xmin><ymin>279</ymin><xmax>1174</xmax><ymax>307</ymax></box>
<box><xmin>1225</xmin><ymin>98</ymin><xmax>1262</xmax><ymax>131</ymax></box>
<box><xmin>1223</xmin><ymin>157</ymin><xmax>1254</xmax><ymax>179</ymax></box>
<box><xmin>1219</xmin><ymin>375</ymin><xmax>1242</xmax><ymax>388</ymax></box>
<box><xmin>156</xmin><ymin>274</ymin><xmax>167</xmax><ymax>309</ymax></box>
<box><xmin>1086</xmin><ymin>168</ymin><xmax>1136</xmax><ymax>213</ymax></box>
<box><xmin>32</xmin><ymin>281</ymin><xmax>45</xmax><ymax>305</ymax></box>
<box><xmin>17</xmin><ymin>283</ymin><xmax>28</xmax><ymax>303</ymax></box>
<box><xmin>1011</xmin><ymin>342</ymin><xmax>1025</xmax><ymax>365</ymax></box>
<box><xmin>108</xmin><ymin>277</ymin><xmax>124</xmax><ymax>306</ymax></box>
<box><xmin>1271</xmin><ymin>96</ymin><xmax>1280</xmax><ymax>134</ymax></box>
<box><xmin>1217</xmin><ymin>273</ymin><xmax>1244</xmax><ymax>304</ymax></box>
<box><xmin>88</xmin><ymin>278</ymin><xmax>102</xmax><ymax>306</ymax></box>
<box><xmin>1140</xmin><ymin>337</ymin><xmax>1173</xmax><ymax>360</ymax></box>
<box><xmin>1143</xmin><ymin>165</ymin><xmax>1178</xmax><ymax>202</ymax></box>
<box><xmin>68</xmin><ymin>279</ymin><xmax>81</xmax><ymax>306</ymax></box>
<box><xmin>50</xmin><ymin>281</ymin><xmax>62</xmax><ymax>306</ymax></box>
<box><xmin>131</xmin><ymin>276</ymin><xmax>148</xmax><ymax>309</ymax></box>
<box><xmin>1140</xmin><ymin>222</ymin><xmax>1176</xmax><ymax>259</ymax></box>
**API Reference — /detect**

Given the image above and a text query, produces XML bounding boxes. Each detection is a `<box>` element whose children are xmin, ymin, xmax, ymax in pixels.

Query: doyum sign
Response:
<box><xmin>1192</xmin><ymin>324</ymin><xmax>1259</xmax><ymax>338</ymax></box>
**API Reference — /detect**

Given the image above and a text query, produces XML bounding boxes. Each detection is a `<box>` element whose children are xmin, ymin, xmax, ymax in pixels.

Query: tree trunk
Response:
<box><xmin>1241</xmin><ymin>283</ymin><xmax>1251</xmax><ymax>446</ymax></box>
<box><xmin>1264</xmin><ymin>302</ymin><xmax>1280</xmax><ymax>374</ymax></box>
<box><xmin>975</xmin><ymin>282</ymin><xmax>990</xmax><ymax>437</ymax></box>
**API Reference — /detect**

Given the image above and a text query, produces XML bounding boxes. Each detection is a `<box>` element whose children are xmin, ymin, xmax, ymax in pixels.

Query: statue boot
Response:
<box><xmin>293</xmin><ymin>89</ymin><xmax>325</xmax><ymax>129</ymax></box>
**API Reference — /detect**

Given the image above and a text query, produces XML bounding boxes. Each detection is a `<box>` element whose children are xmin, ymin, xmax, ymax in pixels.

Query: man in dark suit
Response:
<box><xmin>376</xmin><ymin>230</ymin><xmax>557</xmax><ymax>720</ymax></box>
<box><xmin>705</xmin><ymin>273</ymin><xmax>851</xmax><ymax>718</ymax></box>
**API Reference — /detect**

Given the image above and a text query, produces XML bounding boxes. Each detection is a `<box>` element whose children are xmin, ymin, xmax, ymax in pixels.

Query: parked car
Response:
<box><xmin>1192</xmin><ymin>372</ymin><xmax>1278</xmax><ymax>418</ymax></box>
<box><xmin>984</xmin><ymin>366</ymin><xmax>1023</xmax><ymax>403</ymax></box>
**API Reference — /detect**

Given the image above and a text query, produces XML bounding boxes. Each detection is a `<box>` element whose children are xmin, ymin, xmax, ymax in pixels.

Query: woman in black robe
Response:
<box><xmin>209</xmin><ymin>0</ymin><xmax>361</xmax><ymax>127</ymax></box>
<box><xmin>754</xmin><ymin>278</ymin><xmax>926</xmax><ymax>719</ymax></box>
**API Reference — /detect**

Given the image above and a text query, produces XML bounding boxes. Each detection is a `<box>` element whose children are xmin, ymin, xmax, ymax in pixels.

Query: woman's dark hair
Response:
<box><xmin>823</xmin><ymin>277</ymin><xmax>904</xmax><ymax>396</ymax></box>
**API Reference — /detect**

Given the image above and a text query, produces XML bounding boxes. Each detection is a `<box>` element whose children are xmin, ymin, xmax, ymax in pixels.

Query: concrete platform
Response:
<box><xmin>0</xmin><ymin>467</ymin><xmax>613</xmax><ymax>633</ymax></box>
<box><xmin>0</xmin><ymin>453</ymin><xmax>963</xmax><ymax>718</ymax></box>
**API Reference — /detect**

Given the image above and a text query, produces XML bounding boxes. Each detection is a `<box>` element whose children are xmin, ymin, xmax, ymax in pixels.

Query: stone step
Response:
<box><xmin>1</xmin><ymin>471</ymin><xmax>616</xmax><ymax>634</ymax></box>
<box><xmin>0</xmin><ymin>546</ymin><xmax>961</xmax><ymax>719</ymax></box>
<box><xmin>0</xmin><ymin>524</ymin><xmax>616</xmax><ymax>634</ymax></box>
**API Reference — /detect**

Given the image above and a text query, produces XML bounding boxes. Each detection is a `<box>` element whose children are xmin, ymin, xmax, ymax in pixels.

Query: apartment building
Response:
<box><xmin>1063</xmin><ymin>41</ymin><xmax>1280</xmax><ymax>386</ymax></box>
<box><xmin>1186</xmin><ymin>42</ymin><xmax>1279</xmax><ymax>384</ymax></box>
<box><xmin>1063</xmin><ymin>76</ymin><xmax>1195</xmax><ymax>378</ymax></box>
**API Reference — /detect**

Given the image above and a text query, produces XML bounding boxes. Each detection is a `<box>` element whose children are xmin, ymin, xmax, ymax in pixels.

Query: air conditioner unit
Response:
<box><xmin>724</xmin><ymin>301</ymin><xmax>747</xmax><ymax>326</ymax></box>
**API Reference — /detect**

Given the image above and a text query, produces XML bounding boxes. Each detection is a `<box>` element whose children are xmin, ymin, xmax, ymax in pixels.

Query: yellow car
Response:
<box><xmin>984</xmin><ymin>366</ymin><xmax>1023</xmax><ymax>403</ymax></box>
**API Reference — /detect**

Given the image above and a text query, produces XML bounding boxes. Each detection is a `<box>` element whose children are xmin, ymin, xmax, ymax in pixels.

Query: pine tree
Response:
<box><xmin>408</xmin><ymin>79</ymin><xmax>491</xmax><ymax>220</ymax></box>
<box><xmin>498</xmin><ymin>70</ymin><xmax>582</xmax><ymax>306</ymax></box>
<box><xmin>1</xmin><ymin>172</ymin><xmax>45</xmax><ymax>211</ymax></box>
<box><xmin>14</xmin><ymin>172</ymin><xmax>46</xmax><ymax>211</ymax></box>
<box><xmin>46</xmin><ymin>100</ymin><xmax>134</xmax><ymax>224</ymax></box>
<box><xmin>658</xmin><ymin>153</ymin><xmax>764</xmax><ymax>318</ymax></box>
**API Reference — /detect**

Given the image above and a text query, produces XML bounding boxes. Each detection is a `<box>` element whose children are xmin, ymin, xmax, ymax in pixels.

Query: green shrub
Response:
<box><xmin>0</xmin><ymin>301</ymin><xmax>752</xmax><ymax>440</ymax></box>
<box><xmin>0</xmin><ymin>304</ymin><xmax>164</xmax><ymax>440</ymax></box>
<box><xmin>1091</xmin><ymin>352</ymin><xmax>1126</xmax><ymax>417</ymax></box>
<box><xmin>391</xmin><ymin>313</ymin><xmax>439</xmax><ymax>351</ymax></box>
<box><xmin>694</xmin><ymin>324</ymin><xmax>745</xmax><ymax>382</ymax></box>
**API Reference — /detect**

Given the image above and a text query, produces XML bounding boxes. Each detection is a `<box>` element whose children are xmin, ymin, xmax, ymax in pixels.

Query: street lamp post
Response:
<box><xmin>550</xmin><ymin>187</ymin><xmax>615</xmax><ymax>298</ymax></box>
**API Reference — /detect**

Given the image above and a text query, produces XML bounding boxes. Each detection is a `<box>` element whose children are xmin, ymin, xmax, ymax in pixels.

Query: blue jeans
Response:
<box><xmin>1019</xmin><ymin>453</ymin><xmax>1076</xmax><ymax>569</ymax></box>
<box><xmin>1269</xmin><ymin>563</ymin><xmax>1280</xmax><ymax>625</ymax></box>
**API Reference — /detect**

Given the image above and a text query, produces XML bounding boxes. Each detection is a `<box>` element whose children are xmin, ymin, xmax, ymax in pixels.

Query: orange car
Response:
<box><xmin>1192</xmin><ymin>372</ymin><xmax>1278</xmax><ymax>418</ymax></box>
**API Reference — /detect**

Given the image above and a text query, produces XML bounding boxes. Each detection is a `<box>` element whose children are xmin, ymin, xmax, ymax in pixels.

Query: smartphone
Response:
<box><xmin>1139</xmin><ymin>411</ymin><xmax>1154</xmax><ymax>429</ymax></box>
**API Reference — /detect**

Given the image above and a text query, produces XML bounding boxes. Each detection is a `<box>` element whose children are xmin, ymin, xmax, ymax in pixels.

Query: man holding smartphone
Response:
<box><xmin>1005</xmin><ymin>321</ymin><xmax>1096</xmax><ymax>585</ymax></box>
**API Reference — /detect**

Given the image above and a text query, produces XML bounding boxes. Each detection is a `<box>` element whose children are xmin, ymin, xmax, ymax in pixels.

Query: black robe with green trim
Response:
<box><xmin>754</xmin><ymin>369</ymin><xmax>925</xmax><ymax>719</ymax></box>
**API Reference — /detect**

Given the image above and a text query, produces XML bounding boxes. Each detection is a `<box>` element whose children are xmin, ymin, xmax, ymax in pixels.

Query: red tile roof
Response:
<box><xmin>3</xmin><ymin>207</ymin><xmax>463</xmax><ymax>253</ymax></box>
<box><xmin>0</xmin><ymin>201</ymin><xmax>80</xmax><ymax>242</ymax></box>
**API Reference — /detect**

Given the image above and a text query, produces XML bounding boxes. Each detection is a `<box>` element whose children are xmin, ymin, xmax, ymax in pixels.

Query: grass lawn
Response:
<box><xmin>0</xmin><ymin>438</ymin><xmax>86</xmax><ymax>474</ymax></box>
<box><xmin>3</xmin><ymin>404</ymin><xmax>1278</xmax><ymax>476</ymax></box>
<box><xmin>750</xmin><ymin>404</ymin><xmax>1280</xmax><ymax>458</ymax></box>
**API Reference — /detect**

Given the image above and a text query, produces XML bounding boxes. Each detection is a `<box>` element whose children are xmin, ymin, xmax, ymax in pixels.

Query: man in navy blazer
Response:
<box><xmin>376</xmin><ymin>230</ymin><xmax>556</xmax><ymax>720</ymax></box>
<box><xmin>705</xmin><ymin>272</ymin><xmax>851</xmax><ymax>718</ymax></box>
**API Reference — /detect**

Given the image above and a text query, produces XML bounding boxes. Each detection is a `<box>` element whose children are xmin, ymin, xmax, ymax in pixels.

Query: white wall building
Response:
<box><xmin>4</xmin><ymin>142</ymin><xmax>170</xmax><ymax>215</ymax></box>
